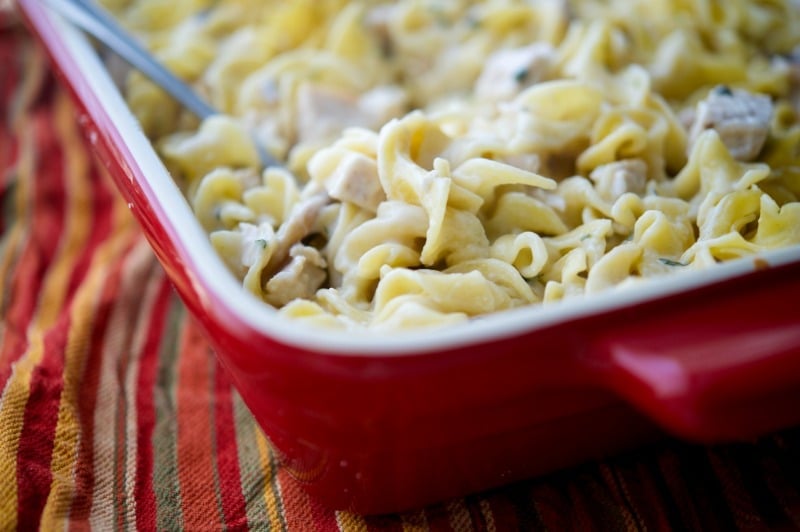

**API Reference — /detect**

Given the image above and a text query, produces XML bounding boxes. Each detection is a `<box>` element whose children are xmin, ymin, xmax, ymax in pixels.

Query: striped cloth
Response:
<box><xmin>3</xmin><ymin>21</ymin><xmax>800</xmax><ymax>532</ymax></box>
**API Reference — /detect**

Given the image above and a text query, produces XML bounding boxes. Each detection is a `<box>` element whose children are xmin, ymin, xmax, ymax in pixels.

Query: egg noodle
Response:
<box><xmin>106</xmin><ymin>0</ymin><xmax>800</xmax><ymax>330</ymax></box>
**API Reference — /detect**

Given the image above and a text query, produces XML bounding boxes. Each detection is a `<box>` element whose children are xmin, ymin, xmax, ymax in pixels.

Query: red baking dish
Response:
<box><xmin>19</xmin><ymin>0</ymin><xmax>800</xmax><ymax>514</ymax></box>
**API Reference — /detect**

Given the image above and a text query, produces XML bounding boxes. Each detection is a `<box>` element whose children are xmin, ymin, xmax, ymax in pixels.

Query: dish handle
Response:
<box><xmin>586</xmin><ymin>262</ymin><xmax>800</xmax><ymax>442</ymax></box>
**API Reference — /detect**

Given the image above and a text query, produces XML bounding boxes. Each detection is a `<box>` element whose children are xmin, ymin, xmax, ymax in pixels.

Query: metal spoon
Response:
<box><xmin>42</xmin><ymin>0</ymin><xmax>280</xmax><ymax>170</ymax></box>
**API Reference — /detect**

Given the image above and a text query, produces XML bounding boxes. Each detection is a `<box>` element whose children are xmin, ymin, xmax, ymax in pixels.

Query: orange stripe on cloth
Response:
<box><xmin>277</xmin><ymin>462</ymin><xmax>340</xmax><ymax>531</ymax></box>
<box><xmin>176</xmin><ymin>319</ymin><xmax>226</xmax><ymax>529</ymax></box>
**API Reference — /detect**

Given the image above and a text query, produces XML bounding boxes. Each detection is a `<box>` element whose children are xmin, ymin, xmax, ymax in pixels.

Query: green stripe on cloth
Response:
<box><xmin>206</xmin><ymin>346</ymin><xmax>229</xmax><ymax>528</ymax></box>
<box><xmin>212</xmin><ymin>364</ymin><xmax>249</xmax><ymax>528</ymax></box>
<box><xmin>152</xmin><ymin>295</ymin><xmax>185</xmax><ymax>530</ymax></box>
<box><xmin>233</xmin><ymin>392</ymin><xmax>279</xmax><ymax>531</ymax></box>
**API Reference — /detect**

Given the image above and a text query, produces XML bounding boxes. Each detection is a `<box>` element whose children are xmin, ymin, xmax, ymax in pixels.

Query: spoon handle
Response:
<box><xmin>42</xmin><ymin>0</ymin><xmax>218</xmax><ymax>120</ymax></box>
<box><xmin>43</xmin><ymin>0</ymin><xmax>280</xmax><ymax>169</ymax></box>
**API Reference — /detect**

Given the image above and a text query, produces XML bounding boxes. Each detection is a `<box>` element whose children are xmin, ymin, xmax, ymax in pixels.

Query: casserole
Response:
<box><xmin>19</xmin><ymin>0</ymin><xmax>800</xmax><ymax>514</ymax></box>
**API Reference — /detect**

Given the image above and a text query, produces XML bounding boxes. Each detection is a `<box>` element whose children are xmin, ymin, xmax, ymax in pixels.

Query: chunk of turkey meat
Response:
<box><xmin>296</xmin><ymin>83</ymin><xmax>407</xmax><ymax>144</ymax></box>
<box><xmin>475</xmin><ymin>43</ymin><xmax>555</xmax><ymax>102</ymax></box>
<box><xmin>589</xmin><ymin>159</ymin><xmax>648</xmax><ymax>202</ymax></box>
<box><xmin>264</xmin><ymin>244</ymin><xmax>327</xmax><ymax>307</ymax></box>
<box><xmin>324</xmin><ymin>152</ymin><xmax>385</xmax><ymax>212</ymax></box>
<box><xmin>264</xmin><ymin>190</ymin><xmax>330</xmax><ymax>277</ymax></box>
<box><xmin>687</xmin><ymin>86</ymin><xmax>773</xmax><ymax>162</ymax></box>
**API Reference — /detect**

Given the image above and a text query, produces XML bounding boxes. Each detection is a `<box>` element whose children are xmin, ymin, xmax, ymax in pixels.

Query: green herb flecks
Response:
<box><xmin>514</xmin><ymin>68</ymin><xmax>529</xmax><ymax>84</ymax></box>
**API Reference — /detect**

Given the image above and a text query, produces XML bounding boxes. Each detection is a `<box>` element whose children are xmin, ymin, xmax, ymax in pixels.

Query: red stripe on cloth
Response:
<box><xmin>657</xmin><ymin>450</ymin><xmax>707</xmax><ymax>530</ymax></box>
<box><xmin>567</xmin><ymin>481</ymin><xmax>605</xmax><ymax>530</ymax></box>
<box><xmin>134</xmin><ymin>278</ymin><xmax>172</xmax><ymax>530</ymax></box>
<box><xmin>0</xmin><ymin>31</ymin><xmax>21</xmax><ymax>122</ymax></box>
<box><xmin>133</xmin><ymin>277</ymin><xmax>173</xmax><ymax>532</ymax></box>
<box><xmin>598</xmin><ymin>463</ymin><xmax>640</xmax><ymax>530</ymax></box>
<box><xmin>629</xmin><ymin>459</ymin><xmax>680</xmax><ymax>530</ymax></box>
<box><xmin>15</xmin><ymin>320</ymin><xmax>69</xmax><ymax>530</ymax></box>
<box><xmin>212</xmin><ymin>361</ymin><xmax>249</xmax><ymax>530</ymax></box>
<box><xmin>463</xmin><ymin>498</ymin><xmax>492</xmax><ymax>532</ymax></box>
<box><xmin>481</xmin><ymin>493</ymin><xmax>523</xmax><ymax>532</ymax></box>
<box><xmin>112</xmin><ymin>260</ymin><xmax>165</xmax><ymax>530</ymax></box>
<box><xmin>525</xmin><ymin>482</ymin><xmax>572</xmax><ymax>530</ymax></box>
<box><xmin>0</xmin><ymin>32</ymin><xmax>23</xmax><ymax>189</ymax></box>
<box><xmin>417</xmin><ymin>502</ymin><xmax>452</xmax><ymax>531</ymax></box>
<box><xmin>176</xmin><ymin>321</ymin><xmax>225</xmax><ymax>529</ymax></box>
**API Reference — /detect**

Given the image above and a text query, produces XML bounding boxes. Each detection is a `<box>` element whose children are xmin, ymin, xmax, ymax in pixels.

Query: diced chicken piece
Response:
<box><xmin>296</xmin><ymin>84</ymin><xmax>358</xmax><ymax>143</ymax></box>
<box><xmin>296</xmin><ymin>83</ymin><xmax>407</xmax><ymax>144</ymax></box>
<box><xmin>687</xmin><ymin>86</ymin><xmax>773</xmax><ymax>161</ymax></box>
<box><xmin>589</xmin><ymin>159</ymin><xmax>648</xmax><ymax>202</ymax></box>
<box><xmin>358</xmin><ymin>86</ymin><xmax>408</xmax><ymax>128</ymax></box>
<box><xmin>265</xmin><ymin>244</ymin><xmax>327</xmax><ymax>306</ymax></box>
<box><xmin>475</xmin><ymin>43</ymin><xmax>555</xmax><ymax>102</ymax></box>
<box><xmin>325</xmin><ymin>152</ymin><xmax>385</xmax><ymax>212</ymax></box>
<box><xmin>265</xmin><ymin>190</ymin><xmax>330</xmax><ymax>276</ymax></box>
<box><xmin>238</xmin><ymin>222</ymin><xmax>274</xmax><ymax>268</ymax></box>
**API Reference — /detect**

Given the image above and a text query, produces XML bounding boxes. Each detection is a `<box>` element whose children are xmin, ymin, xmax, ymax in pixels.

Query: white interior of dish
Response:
<box><xmin>39</xmin><ymin>5</ymin><xmax>800</xmax><ymax>355</ymax></box>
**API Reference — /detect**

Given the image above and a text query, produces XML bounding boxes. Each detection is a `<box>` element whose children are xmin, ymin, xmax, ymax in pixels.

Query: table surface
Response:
<box><xmin>2</xmin><ymin>16</ymin><xmax>800</xmax><ymax>532</ymax></box>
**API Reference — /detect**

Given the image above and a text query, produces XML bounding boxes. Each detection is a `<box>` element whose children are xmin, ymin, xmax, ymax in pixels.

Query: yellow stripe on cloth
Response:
<box><xmin>255</xmin><ymin>422</ymin><xmax>286</xmax><ymax>527</ymax></box>
<box><xmin>336</xmin><ymin>511</ymin><xmax>369</xmax><ymax>531</ymax></box>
